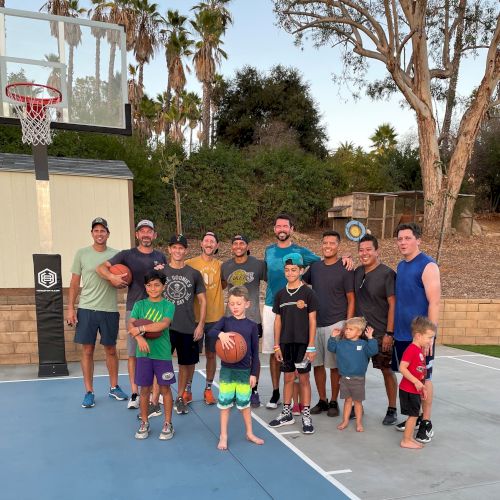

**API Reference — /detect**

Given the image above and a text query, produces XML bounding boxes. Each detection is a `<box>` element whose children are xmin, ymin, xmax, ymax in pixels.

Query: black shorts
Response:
<box><xmin>198</xmin><ymin>322</ymin><xmax>218</xmax><ymax>354</ymax></box>
<box><xmin>257</xmin><ymin>323</ymin><xmax>263</xmax><ymax>338</ymax></box>
<box><xmin>280</xmin><ymin>343</ymin><xmax>311</xmax><ymax>374</ymax></box>
<box><xmin>399</xmin><ymin>388</ymin><xmax>421</xmax><ymax>417</ymax></box>
<box><xmin>74</xmin><ymin>309</ymin><xmax>119</xmax><ymax>346</ymax></box>
<box><xmin>392</xmin><ymin>339</ymin><xmax>435</xmax><ymax>380</ymax></box>
<box><xmin>170</xmin><ymin>330</ymin><xmax>200</xmax><ymax>366</ymax></box>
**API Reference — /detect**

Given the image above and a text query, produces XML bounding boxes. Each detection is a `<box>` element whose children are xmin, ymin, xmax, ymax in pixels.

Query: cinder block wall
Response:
<box><xmin>0</xmin><ymin>292</ymin><xmax>499</xmax><ymax>365</ymax></box>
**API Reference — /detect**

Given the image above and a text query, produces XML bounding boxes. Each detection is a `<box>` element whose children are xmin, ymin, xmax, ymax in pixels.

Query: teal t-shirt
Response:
<box><xmin>70</xmin><ymin>246</ymin><xmax>118</xmax><ymax>312</ymax></box>
<box><xmin>130</xmin><ymin>298</ymin><xmax>175</xmax><ymax>360</ymax></box>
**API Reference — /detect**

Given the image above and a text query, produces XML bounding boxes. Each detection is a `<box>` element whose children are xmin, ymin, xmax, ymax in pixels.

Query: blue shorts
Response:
<box><xmin>135</xmin><ymin>358</ymin><xmax>176</xmax><ymax>387</ymax></box>
<box><xmin>74</xmin><ymin>308</ymin><xmax>119</xmax><ymax>346</ymax></box>
<box><xmin>392</xmin><ymin>339</ymin><xmax>435</xmax><ymax>381</ymax></box>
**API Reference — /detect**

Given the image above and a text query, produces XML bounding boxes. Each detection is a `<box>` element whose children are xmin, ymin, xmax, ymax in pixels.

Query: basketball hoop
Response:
<box><xmin>5</xmin><ymin>82</ymin><xmax>62</xmax><ymax>146</ymax></box>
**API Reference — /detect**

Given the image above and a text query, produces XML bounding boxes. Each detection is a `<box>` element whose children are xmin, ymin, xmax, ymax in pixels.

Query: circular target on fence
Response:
<box><xmin>345</xmin><ymin>220</ymin><xmax>367</xmax><ymax>242</ymax></box>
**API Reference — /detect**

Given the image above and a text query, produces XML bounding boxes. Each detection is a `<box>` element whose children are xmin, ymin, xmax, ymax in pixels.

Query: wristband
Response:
<box><xmin>384</xmin><ymin>331</ymin><xmax>394</xmax><ymax>337</ymax></box>
<box><xmin>306</xmin><ymin>347</ymin><xmax>316</xmax><ymax>352</ymax></box>
<box><xmin>273</xmin><ymin>345</ymin><xmax>281</xmax><ymax>352</ymax></box>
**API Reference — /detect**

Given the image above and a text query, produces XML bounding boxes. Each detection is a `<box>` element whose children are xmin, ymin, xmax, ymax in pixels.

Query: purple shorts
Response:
<box><xmin>135</xmin><ymin>358</ymin><xmax>176</xmax><ymax>387</ymax></box>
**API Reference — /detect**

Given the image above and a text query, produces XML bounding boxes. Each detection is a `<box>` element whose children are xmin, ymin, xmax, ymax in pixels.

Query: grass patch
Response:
<box><xmin>446</xmin><ymin>345</ymin><xmax>500</xmax><ymax>358</ymax></box>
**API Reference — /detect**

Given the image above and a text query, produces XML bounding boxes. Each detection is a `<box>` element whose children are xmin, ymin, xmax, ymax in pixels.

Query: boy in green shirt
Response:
<box><xmin>128</xmin><ymin>271</ymin><xmax>175</xmax><ymax>440</ymax></box>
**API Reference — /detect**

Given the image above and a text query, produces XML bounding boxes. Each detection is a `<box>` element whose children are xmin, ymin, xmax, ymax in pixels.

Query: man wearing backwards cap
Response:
<box><xmin>67</xmin><ymin>218</ymin><xmax>127</xmax><ymax>408</ymax></box>
<box><xmin>97</xmin><ymin>219</ymin><xmax>167</xmax><ymax>411</ymax></box>
<box><xmin>222</xmin><ymin>234</ymin><xmax>267</xmax><ymax>407</ymax></box>
<box><xmin>185</xmin><ymin>231</ymin><xmax>226</xmax><ymax>405</ymax></box>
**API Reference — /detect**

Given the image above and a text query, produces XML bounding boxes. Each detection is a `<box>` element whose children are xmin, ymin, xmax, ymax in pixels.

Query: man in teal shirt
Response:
<box><xmin>67</xmin><ymin>218</ymin><xmax>128</xmax><ymax>408</ymax></box>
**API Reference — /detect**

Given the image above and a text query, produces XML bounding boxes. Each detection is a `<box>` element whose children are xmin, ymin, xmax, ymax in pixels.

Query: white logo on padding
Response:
<box><xmin>38</xmin><ymin>268</ymin><xmax>57</xmax><ymax>288</ymax></box>
<box><xmin>162</xmin><ymin>372</ymin><xmax>175</xmax><ymax>381</ymax></box>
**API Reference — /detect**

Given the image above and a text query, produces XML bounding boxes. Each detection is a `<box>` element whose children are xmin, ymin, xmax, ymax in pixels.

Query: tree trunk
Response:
<box><xmin>138</xmin><ymin>63</ymin><xmax>144</xmax><ymax>92</ymax></box>
<box><xmin>68</xmin><ymin>45</ymin><xmax>74</xmax><ymax>111</ymax></box>
<box><xmin>95</xmin><ymin>36</ymin><xmax>101</xmax><ymax>101</ymax></box>
<box><xmin>108</xmin><ymin>42</ymin><xmax>116</xmax><ymax>104</ymax></box>
<box><xmin>201</xmin><ymin>80</ymin><xmax>211</xmax><ymax>147</ymax></box>
<box><xmin>174</xmin><ymin>186</ymin><xmax>183</xmax><ymax>234</ymax></box>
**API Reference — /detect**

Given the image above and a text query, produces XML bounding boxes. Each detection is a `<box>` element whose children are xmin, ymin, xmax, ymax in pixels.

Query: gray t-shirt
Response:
<box><xmin>221</xmin><ymin>256</ymin><xmax>267</xmax><ymax>324</ymax></box>
<box><xmin>162</xmin><ymin>264</ymin><xmax>206</xmax><ymax>334</ymax></box>
<box><xmin>109</xmin><ymin>248</ymin><xmax>167</xmax><ymax>311</ymax></box>
<box><xmin>303</xmin><ymin>259</ymin><xmax>354</xmax><ymax>327</ymax></box>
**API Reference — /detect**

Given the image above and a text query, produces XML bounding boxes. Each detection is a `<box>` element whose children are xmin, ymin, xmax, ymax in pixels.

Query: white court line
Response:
<box><xmin>446</xmin><ymin>357</ymin><xmax>500</xmax><ymax>371</ymax></box>
<box><xmin>327</xmin><ymin>469</ymin><xmax>352</xmax><ymax>475</ymax></box>
<box><xmin>196</xmin><ymin>369</ymin><xmax>360</xmax><ymax>500</ymax></box>
<box><xmin>280</xmin><ymin>430</ymin><xmax>300</xmax><ymax>435</ymax></box>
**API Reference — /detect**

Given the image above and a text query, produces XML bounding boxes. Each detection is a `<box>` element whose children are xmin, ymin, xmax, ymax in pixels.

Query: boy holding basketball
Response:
<box><xmin>128</xmin><ymin>271</ymin><xmax>176</xmax><ymax>440</ymax></box>
<box><xmin>398</xmin><ymin>316</ymin><xmax>436</xmax><ymax>449</ymax></box>
<box><xmin>269</xmin><ymin>253</ymin><xmax>319</xmax><ymax>434</ymax></box>
<box><xmin>208</xmin><ymin>286</ymin><xmax>263</xmax><ymax>450</ymax></box>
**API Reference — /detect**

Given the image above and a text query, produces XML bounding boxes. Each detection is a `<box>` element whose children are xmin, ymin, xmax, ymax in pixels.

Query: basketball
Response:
<box><xmin>133</xmin><ymin>318</ymin><xmax>162</xmax><ymax>339</ymax></box>
<box><xmin>215</xmin><ymin>332</ymin><xmax>247</xmax><ymax>363</ymax></box>
<box><xmin>109</xmin><ymin>263</ymin><xmax>132</xmax><ymax>285</ymax></box>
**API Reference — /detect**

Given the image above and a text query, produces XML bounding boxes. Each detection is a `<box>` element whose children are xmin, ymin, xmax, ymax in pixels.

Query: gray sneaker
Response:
<box><xmin>136</xmin><ymin>402</ymin><xmax>162</xmax><ymax>420</ymax></box>
<box><xmin>175</xmin><ymin>396</ymin><xmax>189</xmax><ymax>415</ymax></box>
<box><xmin>135</xmin><ymin>420</ymin><xmax>150</xmax><ymax>440</ymax></box>
<box><xmin>159</xmin><ymin>422</ymin><xmax>175</xmax><ymax>440</ymax></box>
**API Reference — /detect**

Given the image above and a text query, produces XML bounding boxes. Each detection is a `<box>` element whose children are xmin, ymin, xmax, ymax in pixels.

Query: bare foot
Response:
<box><xmin>337</xmin><ymin>421</ymin><xmax>349</xmax><ymax>430</ymax></box>
<box><xmin>217</xmin><ymin>435</ymin><xmax>228</xmax><ymax>450</ymax></box>
<box><xmin>246</xmin><ymin>433</ymin><xmax>264</xmax><ymax>445</ymax></box>
<box><xmin>356</xmin><ymin>424</ymin><xmax>364</xmax><ymax>432</ymax></box>
<box><xmin>400</xmin><ymin>439</ymin><xmax>423</xmax><ymax>449</ymax></box>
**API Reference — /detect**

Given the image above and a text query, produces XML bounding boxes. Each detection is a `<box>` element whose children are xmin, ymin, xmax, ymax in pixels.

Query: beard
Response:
<box><xmin>276</xmin><ymin>231</ymin><xmax>291</xmax><ymax>241</ymax></box>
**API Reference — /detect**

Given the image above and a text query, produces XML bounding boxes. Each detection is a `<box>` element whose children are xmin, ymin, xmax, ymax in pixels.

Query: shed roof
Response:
<box><xmin>0</xmin><ymin>152</ymin><xmax>133</xmax><ymax>180</ymax></box>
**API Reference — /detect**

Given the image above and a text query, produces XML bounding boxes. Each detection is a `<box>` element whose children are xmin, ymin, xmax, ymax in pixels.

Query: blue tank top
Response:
<box><xmin>394</xmin><ymin>252</ymin><xmax>435</xmax><ymax>341</ymax></box>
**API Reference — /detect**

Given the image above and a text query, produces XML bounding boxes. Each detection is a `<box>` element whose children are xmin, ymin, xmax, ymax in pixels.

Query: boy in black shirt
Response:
<box><xmin>269</xmin><ymin>253</ymin><xmax>319</xmax><ymax>434</ymax></box>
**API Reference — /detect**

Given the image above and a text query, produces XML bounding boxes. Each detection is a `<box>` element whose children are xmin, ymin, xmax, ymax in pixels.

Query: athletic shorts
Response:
<box><xmin>74</xmin><ymin>308</ymin><xmax>119</xmax><ymax>346</ymax></box>
<box><xmin>371</xmin><ymin>332</ymin><xmax>393</xmax><ymax>370</ymax></box>
<box><xmin>280</xmin><ymin>343</ymin><xmax>311</xmax><ymax>374</ymax></box>
<box><xmin>339</xmin><ymin>376</ymin><xmax>366</xmax><ymax>401</ymax></box>
<box><xmin>126</xmin><ymin>310</ymin><xmax>137</xmax><ymax>357</ymax></box>
<box><xmin>217</xmin><ymin>366</ymin><xmax>251</xmax><ymax>410</ymax></box>
<box><xmin>170</xmin><ymin>329</ymin><xmax>200</xmax><ymax>366</ymax></box>
<box><xmin>262</xmin><ymin>305</ymin><xmax>275</xmax><ymax>354</ymax></box>
<box><xmin>135</xmin><ymin>358</ymin><xmax>176</xmax><ymax>387</ymax></box>
<box><xmin>313</xmin><ymin>321</ymin><xmax>344</xmax><ymax>369</ymax></box>
<box><xmin>198</xmin><ymin>322</ymin><xmax>217</xmax><ymax>354</ymax></box>
<box><xmin>392</xmin><ymin>339</ymin><xmax>435</xmax><ymax>380</ymax></box>
<box><xmin>399</xmin><ymin>388</ymin><xmax>421</xmax><ymax>417</ymax></box>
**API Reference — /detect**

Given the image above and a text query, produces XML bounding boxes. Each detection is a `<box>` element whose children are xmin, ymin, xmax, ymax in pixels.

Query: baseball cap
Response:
<box><xmin>282</xmin><ymin>252</ymin><xmax>304</xmax><ymax>267</ymax></box>
<box><xmin>135</xmin><ymin>219</ymin><xmax>155</xmax><ymax>231</ymax></box>
<box><xmin>202</xmin><ymin>231</ymin><xmax>219</xmax><ymax>243</ymax></box>
<box><xmin>169</xmin><ymin>234</ymin><xmax>188</xmax><ymax>248</ymax></box>
<box><xmin>232</xmin><ymin>234</ymin><xmax>249</xmax><ymax>244</ymax></box>
<box><xmin>91</xmin><ymin>217</ymin><xmax>109</xmax><ymax>231</ymax></box>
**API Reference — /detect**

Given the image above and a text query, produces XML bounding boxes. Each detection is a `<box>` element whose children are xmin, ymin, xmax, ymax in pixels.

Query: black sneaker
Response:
<box><xmin>174</xmin><ymin>397</ymin><xmax>189</xmax><ymax>415</ymax></box>
<box><xmin>310</xmin><ymin>399</ymin><xmax>329</xmax><ymax>415</ymax></box>
<box><xmin>415</xmin><ymin>420</ymin><xmax>434</xmax><ymax>443</ymax></box>
<box><xmin>269</xmin><ymin>412</ymin><xmax>295</xmax><ymax>427</ymax></box>
<box><xmin>327</xmin><ymin>400</ymin><xmax>339</xmax><ymax>417</ymax></box>
<box><xmin>266</xmin><ymin>392</ymin><xmax>281</xmax><ymax>409</ymax></box>
<box><xmin>382</xmin><ymin>408</ymin><xmax>398</xmax><ymax>425</ymax></box>
<box><xmin>396</xmin><ymin>415</ymin><xmax>422</xmax><ymax>432</ymax></box>
<box><xmin>301</xmin><ymin>415</ymin><xmax>315</xmax><ymax>434</ymax></box>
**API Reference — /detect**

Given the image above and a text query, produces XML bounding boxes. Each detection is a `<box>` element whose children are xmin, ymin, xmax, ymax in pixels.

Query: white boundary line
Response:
<box><xmin>326</xmin><ymin>469</ymin><xmax>352</xmax><ymax>475</ymax></box>
<box><xmin>196</xmin><ymin>369</ymin><xmax>360</xmax><ymax>500</ymax></box>
<box><xmin>445</xmin><ymin>357</ymin><xmax>500</xmax><ymax>371</ymax></box>
<box><xmin>279</xmin><ymin>431</ymin><xmax>300</xmax><ymax>435</ymax></box>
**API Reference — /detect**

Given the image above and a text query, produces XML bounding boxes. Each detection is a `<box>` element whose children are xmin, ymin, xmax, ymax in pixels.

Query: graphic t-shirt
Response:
<box><xmin>399</xmin><ymin>343</ymin><xmax>427</xmax><ymax>394</ymax></box>
<box><xmin>303</xmin><ymin>259</ymin><xmax>354</xmax><ymax>326</ymax></box>
<box><xmin>70</xmin><ymin>246</ymin><xmax>118</xmax><ymax>312</ymax></box>
<box><xmin>354</xmin><ymin>263</ymin><xmax>396</xmax><ymax>336</ymax></box>
<box><xmin>186</xmin><ymin>256</ymin><xmax>224</xmax><ymax>323</ymax></box>
<box><xmin>221</xmin><ymin>256</ymin><xmax>267</xmax><ymax>324</ymax></box>
<box><xmin>162</xmin><ymin>264</ymin><xmax>206</xmax><ymax>334</ymax></box>
<box><xmin>109</xmin><ymin>248</ymin><xmax>167</xmax><ymax>311</ymax></box>
<box><xmin>264</xmin><ymin>243</ymin><xmax>320</xmax><ymax>307</ymax></box>
<box><xmin>130</xmin><ymin>298</ymin><xmax>175</xmax><ymax>360</ymax></box>
<box><xmin>273</xmin><ymin>284</ymin><xmax>319</xmax><ymax>344</ymax></box>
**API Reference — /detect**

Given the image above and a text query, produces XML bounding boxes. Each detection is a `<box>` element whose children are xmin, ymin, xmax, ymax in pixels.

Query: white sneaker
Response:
<box><xmin>127</xmin><ymin>393</ymin><xmax>139</xmax><ymax>409</ymax></box>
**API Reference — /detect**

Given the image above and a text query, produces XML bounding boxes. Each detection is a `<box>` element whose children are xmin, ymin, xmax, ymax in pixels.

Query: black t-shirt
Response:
<box><xmin>273</xmin><ymin>284</ymin><xmax>319</xmax><ymax>344</ymax></box>
<box><xmin>302</xmin><ymin>260</ymin><xmax>354</xmax><ymax>327</ymax></box>
<box><xmin>109</xmin><ymin>248</ymin><xmax>167</xmax><ymax>311</ymax></box>
<box><xmin>354</xmin><ymin>263</ymin><xmax>396</xmax><ymax>335</ymax></box>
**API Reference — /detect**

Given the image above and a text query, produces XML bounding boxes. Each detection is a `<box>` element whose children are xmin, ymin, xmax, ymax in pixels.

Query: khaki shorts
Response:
<box><xmin>339</xmin><ymin>376</ymin><xmax>366</xmax><ymax>401</ymax></box>
<box><xmin>313</xmin><ymin>321</ymin><xmax>345</xmax><ymax>369</ymax></box>
<box><xmin>262</xmin><ymin>305</ymin><xmax>276</xmax><ymax>354</ymax></box>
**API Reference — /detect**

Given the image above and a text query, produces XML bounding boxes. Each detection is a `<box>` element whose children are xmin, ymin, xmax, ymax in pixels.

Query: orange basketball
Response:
<box><xmin>109</xmin><ymin>263</ymin><xmax>132</xmax><ymax>285</ymax></box>
<box><xmin>215</xmin><ymin>332</ymin><xmax>247</xmax><ymax>363</ymax></box>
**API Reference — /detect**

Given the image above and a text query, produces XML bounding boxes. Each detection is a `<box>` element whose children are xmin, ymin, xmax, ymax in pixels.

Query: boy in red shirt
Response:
<box><xmin>399</xmin><ymin>316</ymin><xmax>437</xmax><ymax>449</ymax></box>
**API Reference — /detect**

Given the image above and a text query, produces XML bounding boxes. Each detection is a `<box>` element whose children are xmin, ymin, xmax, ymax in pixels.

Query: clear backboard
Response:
<box><xmin>0</xmin><ymin>7</ymin><xmax>131</xmax><ymax>135</ymax></box>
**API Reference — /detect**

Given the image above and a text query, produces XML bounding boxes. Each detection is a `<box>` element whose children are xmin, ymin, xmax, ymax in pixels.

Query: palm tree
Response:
<box><xmin>88</xmin><ymin>0</ymin><xmax>107</xmax><ymax>101</ymax></box>
<box><xmin>191</xmin><ymin>0</ymin><xmax>232</xmax><ymax>147</ymax></box>
<box><xmin>369</xmin><ymin>123</ymin><xmax>398</xmax><ymax>155</ymax></box>
<box><xmin>182</xmin><ymin>90</ymin><xmax>202</xmax><ymax>154</ymax></box>
<box><xmin>127</xmin><ymin>63</ymin><xmax>142</xmax><ymax>122</ymax></box>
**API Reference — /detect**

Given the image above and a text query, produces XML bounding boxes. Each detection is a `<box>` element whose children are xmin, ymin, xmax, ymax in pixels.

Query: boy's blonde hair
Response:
<box><xmin>345</xmin><ymin>317</ymin><xmax>367</xmax><ymax>333</ymax></box>
<box><xmin>228</xmin><ymin>285</ymin><xmax>250</xmax><ymax>301</ymax></box>
<box><xmin>411</xmin><ymin>316</ymin><xmax>437</xmax><ymax>336</ymax></box>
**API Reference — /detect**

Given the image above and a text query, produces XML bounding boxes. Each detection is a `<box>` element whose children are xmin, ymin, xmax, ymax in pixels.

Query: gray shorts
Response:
<box><xmin>313</xmin><ymin>321</ymin><xmax>345</xmax><ymax>369</ymax></box>
<box><xmin>126</xmin><ymin>310</ymin><xmax>137</xmax><ymax>357</ymax></box>
<box><xmin>339</xmin><ymin>376</ymin><xmax>366</xmax><ymax>401</ymax></box>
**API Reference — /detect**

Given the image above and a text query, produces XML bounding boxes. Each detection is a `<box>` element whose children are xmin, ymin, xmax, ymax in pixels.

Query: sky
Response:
<box><xmin>10</xmin><ymin>0</ymin><xmax>492</xmax><ymax>150</ymax></box>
